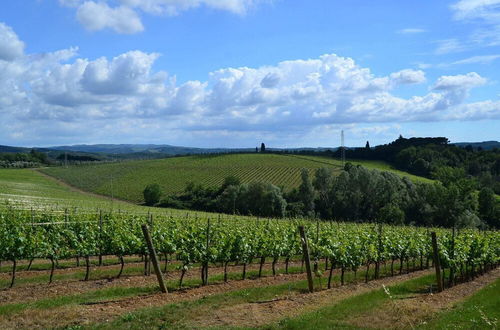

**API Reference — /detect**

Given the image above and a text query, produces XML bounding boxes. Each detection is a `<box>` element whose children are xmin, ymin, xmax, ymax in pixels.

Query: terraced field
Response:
<box><xmin>41</xmin><ymin>153</ymin><xmax>427</xmax><ymax>204</ymax></box>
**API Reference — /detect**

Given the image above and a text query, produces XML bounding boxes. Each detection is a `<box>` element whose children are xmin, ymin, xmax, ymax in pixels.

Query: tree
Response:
<box><xmin>365</xmin><ymin>141</ymin><xmax>370</xmax><ymax>149</ymax></box>
<box><xmin>260</xmin><ymin>143</ymin><xmax>266</xmax><ymax>153</ymax></box>
<box><xmin>478</xmin><ymin>187</ymin><xmax>496</xmax><ymax>227</ymax></box>
<box><xmin>377</xmin><ymin>203</ymin><xmax>405</xmax><ymax>225</ymax></box>
<box><xmin>143</xmin><ymin>184</ymin><xmax>162</xmax><ymax>206</ymax></box>
<box><xmin>220</xmin><ymin>176</ymin><xmax>241</xmax><ymax>192</ymax></box>
<box><xmin>298</xmin><ymin>169</ymin><xmax>315</xmax><ymax>216</ymax></box>
<box><xmin>313</xmin><ymin>167</ymin><xmax>334</xmax><ymax>218</ymax></box>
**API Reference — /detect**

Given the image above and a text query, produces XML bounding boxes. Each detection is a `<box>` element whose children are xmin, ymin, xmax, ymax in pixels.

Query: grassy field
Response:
<box><xmin>41</xmin><ymin>153</ymin><xmax>429</xmax><ymax>204</ymax></box>
<box><xmin>0</xmin><ymin>168</ymin><xmax>222</xmax><ymax>218</ymax></box>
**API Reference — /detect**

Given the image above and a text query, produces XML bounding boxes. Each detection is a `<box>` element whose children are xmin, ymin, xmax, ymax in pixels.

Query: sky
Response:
<box><xmin>0</xmin><ymin>0</ymin><xmax>499</xmax><ymax>148</ymax></box>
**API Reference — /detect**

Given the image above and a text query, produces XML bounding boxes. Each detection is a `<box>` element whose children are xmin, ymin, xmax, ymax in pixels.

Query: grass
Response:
<box><xmin>84</xmin><ymin>268</ymin><xmax>432</xmax><ymax>329</ymax></box>
<box><xmin>0</xmin><ymin>168</ymin><xmax>152</xmax><ymax>212</ymax></box>
<box><xmin>418</xmin><ymin>277</ymin><xmax>500</xmax><ymax>329</ymax></box>
<box><xmin>0</xmin><ymin>168</ymin><xmax>239</xmax><ymax>219</ymax></box>
<box><xmin>41</xmin><ymin>153</ymin><xmax>429</xmax><ymax>204</ymax></box>
<box><xmin>264</xmin><ymin>274</ymin><xmax>435</xmax><ymax>330</ymax></box>
<box><xmin>0</xmin><ymin>263</ymin><xmax>311</xmax><ymax>318</ymax></box>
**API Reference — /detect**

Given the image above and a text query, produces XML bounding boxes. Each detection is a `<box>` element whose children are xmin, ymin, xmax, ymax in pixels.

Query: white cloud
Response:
<box><xmin>76</xmin><ymin>1</ymin><xmax>144</xmax><ymax>34</ymax></box>
<box><xmin>433</xmin><ymin>72</ymin><xmax>487</xmax><ymax>90</ymax></box>
<box><xmin>452</xmin><ymin>54</ymin><xmax>500</xmax><ymax>64</ymax></box>
<box><xmin>62</xmin><ymin>0</ymin><xmax>268</xmax><ymax>33</ymax></box>
<box><xmin>446</xmin><ymin>0</ymin><xmax>500</xmax><ymax>50</ymax></box>
<box><xmin>118</xmin><ymin>0</ymin><xmax>264</xmax><ymax>16</ymax></box>
<box><xmin>0</xmin><ymin>22</ymin><xmax>25</xmax><ymax>61</ymax></box>
<box><xmin>435</xmin><ymin>38</ymin><xmax>469</xmax><ymax>55</ymax></box>
<box><xmin>397</xmin><ymin>28</ymin><xmax>426</xmax><ymax>34</ymax></box>
<box><xmin>451</xmin><ymin>0</ymin><xmax>500</xmax><ymax>21</ymax></box>
<box><xmin>390</xmin><ymin>69</ymin><xmax>426</xmax><ymax>84</ymax></box>
<box><xmin>1</xmin><ymin>22</ymin><xmax>499</xmax><ymax>146</ymax></box>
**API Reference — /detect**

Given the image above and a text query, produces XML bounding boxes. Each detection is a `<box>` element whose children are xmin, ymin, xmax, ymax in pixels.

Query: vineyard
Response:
<box><xmin>1</xmin><ymin>207</ymin><xmax>498</xmax><ymax>289</ymax></box>
<box><xmin>0</xmin><ymin>168</ymin><xmax>499</xmax><ymax>328</ymax></box>
<box><xmin>39</xmin><ymin>153</ymin><xmax>424</xmax><ymax>203</ymax></box>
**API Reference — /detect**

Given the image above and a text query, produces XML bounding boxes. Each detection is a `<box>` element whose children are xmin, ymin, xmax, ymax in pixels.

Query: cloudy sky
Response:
<box><xmin>0</xmin><ymin>0</ymin><xmax>499</xmax><ymax>148</ymax></box>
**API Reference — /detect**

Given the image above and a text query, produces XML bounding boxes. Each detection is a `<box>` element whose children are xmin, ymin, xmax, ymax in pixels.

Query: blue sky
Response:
<box><xmin>0</xmin><ymin>0</ymin><xmax>499</xmax><ymax>148</ymax></box>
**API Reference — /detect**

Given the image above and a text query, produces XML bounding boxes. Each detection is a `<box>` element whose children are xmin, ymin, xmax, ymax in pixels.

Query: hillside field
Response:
<box><xmin>41</xmin><ymin>153</ymin><xmax>431</xmax><ymax>204</ymax></box>
<box><xmin>0</xmin><ymin>168</ymin><xmax>226</xmax><ymax>219</ymax></box>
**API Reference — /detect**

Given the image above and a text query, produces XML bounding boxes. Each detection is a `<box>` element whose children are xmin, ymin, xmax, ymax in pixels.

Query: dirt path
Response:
<box><xmin>190</xmin><ymin>268</ymin><xmax>433</xmax><ymax>329</ymax></box>
<box><xmin>346</xmin><ymin>267</ymin><xmax>500</xmax><ymax>329</ymax></box>
<box><xmin>0</xmin><ymin>270</ymin><xmax>312</xmax><ymax>329</ymax></box>
<box><xmin>0</xmin><ymin>260</ymin><xmax>303</xmax><ymax>305</ymax></box>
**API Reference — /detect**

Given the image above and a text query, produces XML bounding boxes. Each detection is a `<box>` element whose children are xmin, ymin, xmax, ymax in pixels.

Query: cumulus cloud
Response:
<box><xmin>1</xmin><ymin>22</ymin><xmax>499</xmax><ymax>146</ymax></box>
<box><xmin>62</xmin><ymin>0</ymin><xmax>267</xmax><ymax>33</ymax></box>
<box><xmin>433</xmin><ymin>72</ymin><xmax>486</xmax><ymax>90</ymax></box>
<box><xmin>76</xmin><ymin>1</ymin><xmax>144</xmax><ymax>34</ymax></box>
<box><xmin>0</xmin><ymin>23</ymin><xmax>25</xmax><ymax>61</ymax></box>
<box><xmin>390</xmin><ymin>69</ymin><xmax>426</xmax><ymax>84</ymax></box>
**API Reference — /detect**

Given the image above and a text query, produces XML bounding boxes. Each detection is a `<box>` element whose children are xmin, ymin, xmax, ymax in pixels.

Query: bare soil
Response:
<box><xmin>0</xmin><ymin>271</ymin><xmax>310</xmax><ymax>329</ymax></box>
<box><xmin>347</xmin><ymin>267</ymin><xmax>500</xmax><ymax>329</ymax></box>
<box><xmin>0</xmin><ymin>260</ymin><xmax>302</xmax><ymax>305</ymax></box>
<box><xmin>190</xmin><ymin>269</ymin><xmax>433</xmax><ymax>329</ymax></box>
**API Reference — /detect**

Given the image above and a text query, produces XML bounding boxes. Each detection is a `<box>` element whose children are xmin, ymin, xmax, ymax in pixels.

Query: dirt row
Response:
<box><xmin>347</xmin><ymin>267</ymin><xmax>500</xmax><ymax>329</ymax></box>
<box><xmin>194</xmin><ymin>267</ymin><xmax>500</xmax><ymax>329</ymax></box>
<box><xmin>0</xmin><ymin>268</ymin><xmax>436</xmax><ymax>329</ymax></box>
<box><xmin>0</xmin><ymin>259</ymin><xmax>304</xmax><ymax>305</ymax></box>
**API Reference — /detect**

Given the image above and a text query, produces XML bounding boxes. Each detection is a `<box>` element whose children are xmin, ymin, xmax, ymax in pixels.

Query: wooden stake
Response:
<box><xmin>98</xmin><ymin>210</ymin><xmax>103</xmax><ymax>266</ymax></box>
<box><xmin>298</xmin><ymin>225</ymin><xmax>314</xmax><ymax>293</ymax></box>
<box><xmin>431</xmin><ymin>232</ymin><xmax>443</xmax><ymax>293</ymax></box>
<box><xmin>141</xmin><ymin>224</ymin><xmax>167</xmax><ymax>293</ymax></box>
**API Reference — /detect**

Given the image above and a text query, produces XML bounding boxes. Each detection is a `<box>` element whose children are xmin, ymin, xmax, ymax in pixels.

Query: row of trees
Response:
<box><xmin>332</xmin><ymin>136</ymin><xmax>500</xmax><ymax>195</ymax></box>
<box><xmin>144</xmin><ymin>163</ymin><xmax>499</xmax><ymax>228</ymax></box>
<box><xmin>0</xmin><ymin>149</ymin><xmax>49</xmax><ymax>168</ymax></box>
<box><xmin>289</xmin><ymin>164</ymin><xmax>498</xmax><ymax>229</ymax></box>
<box><xmin>144</xmin><ymin>177</ymin><xmax>287</xmax><ymax>218</ymax></box>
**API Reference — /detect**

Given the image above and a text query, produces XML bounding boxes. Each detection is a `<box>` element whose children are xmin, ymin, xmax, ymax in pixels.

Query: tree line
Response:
<box><xmin>144</xmin><ymin>163</ymin><xmax>499</xmax><ymax>229</ymax></box>
<box><xmin>0</xmin><ymin>149</ymin><xmax>49</xmax><ymax>168</ymax></box>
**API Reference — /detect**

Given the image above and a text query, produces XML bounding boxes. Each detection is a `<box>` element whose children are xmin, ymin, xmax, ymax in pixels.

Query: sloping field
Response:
<box><xmin>41</xmin><ymin>153</ymin><xmax>431</xmax><ymax>204</ymax></box>
<box><xmin>41</xmin><ymin>153</ymin><xmax>345</xmax><ymax>203</ymax></box>
<box><xmin>0</xmin><ymin>168</ymin><xmax>208</xmax><ymax>216</ymax></box>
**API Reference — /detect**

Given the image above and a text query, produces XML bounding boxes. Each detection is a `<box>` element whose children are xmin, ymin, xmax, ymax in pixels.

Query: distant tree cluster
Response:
<box><xmin>330</xmin><ymin>136</ymin><xmax>500</xmax><ymax>195</ymax></box>
<box><xmin>154</xmin><ymin>176</ymin><xmax>287</xmax><ymax>217</ymax></box>
<box><xmin>0</xmin><ymin>149</ymin><xmax>49</xmax><ymax>168</ymax></box>
<box><xmin>285</xmin><ymin>164</ymin><xmax>499</xmax><ymax>229</ymax></box>
<box><xmin>143</xmin><ymin>163</ymin><xmax>499</xmax><ymax>228</ymax></box>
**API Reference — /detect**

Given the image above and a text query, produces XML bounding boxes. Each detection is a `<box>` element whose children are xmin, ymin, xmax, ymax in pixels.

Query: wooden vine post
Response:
<box><xmin>141</xmin><ymin>224</ymin><xmax>167</xmax><ymax>293</ymax></box>
<box><xmin>430</xmin><ymin>232</ymin><xmax>443</xmax><ymax>292</ymax></box>
<box><xmin>298</xmin><ymin>225</ymin><xmax>314</xmax><ymax>293</ymax></box>
<box><xmin>98</xmin><ymin>210</ymin><xmax>103</xmax><ymax>266</ymax></box>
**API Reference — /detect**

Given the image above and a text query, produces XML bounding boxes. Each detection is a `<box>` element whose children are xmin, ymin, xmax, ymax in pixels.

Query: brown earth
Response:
<box><xmin>347</xmin><ymin>267</ymin><xmax>500</xmax><ymax>329</ymax></box>
<box><xmin>189</xmin><ymin>268</ymin><xmax>433</xmax><ymax>329</ymax></box>
<box><xmin>0</xmin><ymin>259</ymin><xmax>302</xmax><ymax>306</ymax></box>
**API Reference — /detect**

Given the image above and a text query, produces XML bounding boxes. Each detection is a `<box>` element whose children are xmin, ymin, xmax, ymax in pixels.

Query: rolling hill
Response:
<box><xmin>41</xmin><ymin>153</ymin><xmax>430</xmax><ymax>204</ymax></box>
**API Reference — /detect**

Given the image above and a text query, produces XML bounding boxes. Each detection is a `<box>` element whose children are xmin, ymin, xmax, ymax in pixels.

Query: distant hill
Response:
<box><xmin>50</xmin><ymin>144</ymin><xmax>252</xmax><ymax>155</ymax></box>
<box><xmin>453</xmin><ymin>141</ymin><xmax>500</xmax><ymax>150</ymax></box>
<box><xmin>0</xmin><ymin>145</ymin><xmax>29</xmax><ymax>153</ymax></box>
<box><xmin>41</xmin><ymin>153</ymin><xmax>423</xmax><ymax>203</ymax></box>
<box><xmin>49</xmin><ymin>144</ymin><xmax>339</xmax><ymax>157</ymax></box>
